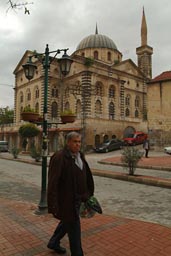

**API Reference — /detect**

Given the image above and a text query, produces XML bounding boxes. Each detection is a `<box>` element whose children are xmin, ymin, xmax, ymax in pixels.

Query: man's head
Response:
<box><xmin>66</xmin><ymin>132</ymin><xmax>81</xmax><ymax>154</ymax></box>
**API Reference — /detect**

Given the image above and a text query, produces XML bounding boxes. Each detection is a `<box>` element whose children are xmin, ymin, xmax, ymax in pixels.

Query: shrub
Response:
<box><xmin>121</xmin><ymin>147</ymin><xmax>143</xmax><ymax>175</ymax></box>
<box><xmin>11</xmin><ymin>146</ymin><xmax>20</xmax><ymax>159</ymax></box>
<box><xmin>19</xmin><ymin>123</ymin><xmax>40</xmax><ymax>138</ymax></box>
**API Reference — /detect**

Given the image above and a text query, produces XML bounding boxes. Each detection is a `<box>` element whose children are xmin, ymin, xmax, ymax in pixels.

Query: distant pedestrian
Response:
<box><xmin>143</xmin><ymin>138</ymin><xmax>150</xmax><ymax>158</ymax></box>
<box><xmin>47</xmin><ymin>131</ymin><xmax>94</xmax><ymax>255</ymax></box>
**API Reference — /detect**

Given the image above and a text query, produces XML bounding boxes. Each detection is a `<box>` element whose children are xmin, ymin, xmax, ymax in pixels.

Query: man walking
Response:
<box><xmin>143</xmin><ymin>138</ymin><xmax>150</xmax><ymax>158</ymax></box>
<box><xmin>47</xmin><ymin>132</ymin><xmax>94</xmax><ymax>255</ymax></box>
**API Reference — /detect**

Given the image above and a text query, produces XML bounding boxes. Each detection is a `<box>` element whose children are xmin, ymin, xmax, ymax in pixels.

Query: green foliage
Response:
<box><xmin>22</xmin><ymin>106</ymin><xmax>37</xmax><ymax>113</ymax></box>
<box><xmin>19</xmin><ymin>123</ymin><xmax>40</xmax><ymax>138</ymax></box>
<box><xmin>0</xmin><ymin>107</ymin><xmax>14</xmax><ymax>124</ymax></box>
<box><xmin>84</xmin><ymin>57</ymin><xmax>94</xmax><ymax>67</ymax></box>
<box><xmin>30</xmin><ymin>146</ymin><xmax>41</xmax><ymax>162</ymax></box>
<box><xmin>60</xmin><ymin>109</ymin><xmax>75</xmax><ymax>116</ymax></box>
<box><xmin>11</xmin><ymin>146</ymin><xmax>20</xmax><ymax>159</ymax></box>
<box><xmin>121</xmin><ymin>147</ymin><xmax>143</xmax><ymax>175</ymax></box>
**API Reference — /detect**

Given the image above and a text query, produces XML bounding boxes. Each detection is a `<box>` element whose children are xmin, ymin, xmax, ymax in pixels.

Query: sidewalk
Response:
<box><xmin>1</xmin><ymin>152</ymin><xmax>171</xmax><ymax>255</ymax></box>
<box><xmin>1</xmin><ymin>197</ymin><xmax>171</xmax><ymax>256</ymax></box>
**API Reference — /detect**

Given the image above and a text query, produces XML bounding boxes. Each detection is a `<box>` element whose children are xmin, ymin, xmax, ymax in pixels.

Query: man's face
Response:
<box><xmin>67</xmin><ymin>136</ymin><xmax>81</xmax><ymax>154</ymax></box>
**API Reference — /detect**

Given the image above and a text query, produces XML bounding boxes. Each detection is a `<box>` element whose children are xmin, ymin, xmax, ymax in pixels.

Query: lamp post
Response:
<box><xmin>23</xmin><ymin>44</ymin><xmax>73</xmax><ymax>214</ymax></box>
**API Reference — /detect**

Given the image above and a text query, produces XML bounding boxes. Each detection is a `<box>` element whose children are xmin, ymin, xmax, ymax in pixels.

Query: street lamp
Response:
<box><xmin>22</xmin><ymin>44</ymin><xmax>73</xmax><ymax>214</ymax></box>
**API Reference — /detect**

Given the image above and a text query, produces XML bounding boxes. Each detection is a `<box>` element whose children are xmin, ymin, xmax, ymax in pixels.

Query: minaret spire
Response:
<box><xmin>141</xmin><ymin>6</ymin><xmax>147</xmax><ymax>46</ymax></box>
<box><xmin>95</xmin><ymin>23</ymin><xmax>98</xmax><ymax>34</ymax></box>
<box><xmin>136</xmin><ymin>7</ymin><xmax>153</xmax><ymax>79</ymax></box>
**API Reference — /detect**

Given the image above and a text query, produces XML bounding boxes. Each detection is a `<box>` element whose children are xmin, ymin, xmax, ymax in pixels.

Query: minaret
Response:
<box><xmin>136</xmin><ymin>7</ymin><xmax>153</xmax><ymax>78</ymax></box>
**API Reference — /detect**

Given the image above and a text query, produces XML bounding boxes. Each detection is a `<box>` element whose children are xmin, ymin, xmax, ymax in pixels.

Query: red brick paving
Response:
<box><xmin>1</xmin><ymin>198</ymin><xmax>171</xmax><ymax>256</ymax></box>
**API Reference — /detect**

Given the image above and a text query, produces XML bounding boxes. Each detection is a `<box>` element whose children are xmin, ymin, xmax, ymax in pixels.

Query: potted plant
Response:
<box><xmin>60</xmin><ymin>109</ymin><xmax>76</xmax><ymax>124</ymax></box>
<box><xmin>21</xmin><ymin>106</ymin><xmax>39</xmax><ymax>122</ymax></box>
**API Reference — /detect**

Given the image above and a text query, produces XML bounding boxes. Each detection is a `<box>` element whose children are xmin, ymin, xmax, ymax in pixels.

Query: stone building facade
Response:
<box><xmin>1</xmin><ymin>9</ymin><xmax>152</xmax><ymax>152</ymax></box>
<box><xmin>147</xmin><ymin>71</ymin><xmax>171</xmax><ymax>148</ymax></box>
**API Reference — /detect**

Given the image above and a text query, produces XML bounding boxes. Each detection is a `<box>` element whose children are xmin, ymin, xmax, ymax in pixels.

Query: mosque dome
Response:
<box><xmin>76</xmin><ymin>27</ymin><xmax>117</xmax><ymax>51</ymax></box>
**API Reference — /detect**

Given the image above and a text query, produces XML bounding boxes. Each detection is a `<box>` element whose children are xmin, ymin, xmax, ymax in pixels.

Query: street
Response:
<box><xmin>0</xmin><ymin>152</ymin><xmax>171</xmax><ymax>227</ymax></box>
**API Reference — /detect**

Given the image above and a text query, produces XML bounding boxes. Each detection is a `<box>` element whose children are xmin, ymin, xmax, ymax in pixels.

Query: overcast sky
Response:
<box><xmin>0</xmin><ymin>0</ymin><xmax>171</xmax><ymax>108</ymax></box>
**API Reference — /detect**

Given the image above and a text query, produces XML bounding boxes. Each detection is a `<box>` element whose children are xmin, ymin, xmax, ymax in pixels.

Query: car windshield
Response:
<box><xmin>101</xmin><ymin>141</ymin><xmax>110</xmax><ymax>146</ymax></box>
<box><xmin>126</xmin><ymin>134</ymin><xmax>134</xmax><ymax>138</ymax></box>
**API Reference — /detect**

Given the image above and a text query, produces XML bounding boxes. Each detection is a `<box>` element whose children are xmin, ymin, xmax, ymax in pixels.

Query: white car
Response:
<box><xmin>164</xmin><ymin>147</ymin><xmax>171</xmax><ymax>155</ymax></box>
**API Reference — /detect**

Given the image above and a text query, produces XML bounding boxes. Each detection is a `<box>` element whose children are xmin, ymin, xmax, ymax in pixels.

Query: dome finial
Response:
<box><xmin>95</xmin><ymin>23</ymin><xmax>98</xmax><ymax>34</ymax></box>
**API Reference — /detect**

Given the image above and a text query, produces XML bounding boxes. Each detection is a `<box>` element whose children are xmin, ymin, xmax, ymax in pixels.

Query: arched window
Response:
<box><xmin>94</xmin><ymin>51</ymin><xmax>98</xmax><ymax>59</ymax></box>
<box><xmin>95</xmin><ymin>82</ymin><xmax>103</xmax><ymax>97</ymax></box>
<box><xmin>35</xmin><ymin>87</ymin><xmax>39</xmax><ymax>99</ymax></box>
<box><xmin>20</xmin><ymin>92</ymin><xmax>24</xmax><ymax>103</ymax></box>
<box><xmin>95</xmin><ymin>134</ymin><xmax>100</xmax><ymax>147</ymax></box>
<box><xmin>109</xmin><ymin>85</ymin><xmax>115</xmax><ymax>98</ymax></box>
<box><xmin>35</xmin><ymin>102</ymin><xmax>39</xmax><ymax>113</ymax></box>
<box><xmin>135</xmin><ymin>95</ymin><xmax>140</xmax><ymax>108</ymax></box>
<box><xmin>109</xmin><ymin>102</ymin><xmax>115</xmax><ymax>120</ymax></box>
<box><xmin>125</xmin><ymin>94</ymin><xmax>130</xmax><ymax>106</ymax></box>
<box><xmin>26</xmin><ymin>89</ymin><xmax>31</xmax><ymax>101</ymax></box>
<box><xmin>125</xmin><ymin>108</ymin><xmax>130</xmax><ymax>117</ymax></box>
<box><xmin>51</xmin><ymin>102</ymin><xmax>58</xmax><ymax>118</ymax></box>
<box><xmin>135</xmin><ymin>109</ymin><xmax>139</xmax><ymax>118</ymax></box>
<box><xmin>107</xmin><ymin>51</ymin><xmax>111</xmax><ymax>61</ymax></box>
<box><xmin>95</xmin><ymin>100</ymin><xmax>102</xmax><ymax>117</ymax></box>
<box><xmin>65</xmin><ymin>87</ymin><xmax>70</xmax><ymax>98</ymax></box>
<box><xmin>81</xmin><ymin>52</ymin><xmax>85</xmax><ymax>57</ymax></box>
<box><xmin>64</xmin><ymin>101</ymin><xmax>70</xmax><ymax>110</ymax></box>
<box><xmin>76</xmin><ymin>99</ymin><xmax>82</xmax><ymax>118</ymax></box>
<box><xmin>52</xmin><ymin>86</ymin><xmax>58</xmax><ymax>98</ymax></box>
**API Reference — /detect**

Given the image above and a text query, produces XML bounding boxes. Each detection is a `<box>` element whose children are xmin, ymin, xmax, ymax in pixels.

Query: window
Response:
<box><xmin>95</xmin><ymin>100</ymin><xmax>102</xmax><ymax>117</ymax></box>
<box><xmin>35</xmin><ymin>87</ymin><xmax>39</xmax><ymax>99</ymax></box>
<box><xmin>135</xmin><ymin>109</ymin><xmax>139</xmax><ymax>118</ymax></box>
<box><xmin>109</xmin><ymin>85</ymin><xmax>115</xmax><ymax>98</ymax></box>
<box><xmin>135</xmin><ymin>96</ymin><xmax>140</xmax><ymax>108</ymax></box>
<box><xmin>35</xmin><ymin>102</ymin><xmax>39</xmax><ymax>113</ymax></box>
<box><xmin>109</xmin><ymin>102</ymin><xmax>115</xmax><ymax>120</ymax></box>
<box><xmin>52</xmin><ymin>86</ymin><xmax>58</xmax><ymax>98</ymax></box>
<box><xmin>64</xmin><ymin>102</ymin><xmax>70</xmax><ymax>111</ymax></box>
<box><xmin>107</xmin><ymin>52</ymin><xmax>111</xmax><ymax>61</ymax></box>
<box><xmin>125</xmin><ymin>108</ymin><xmax>130</xmax><ymax>117</ymax></box>
<box><xmin>125</xmin><ymin>94</ymin><xmax>130</xmax><ymax>106</ymax></box>
<box><xmin>94</xmin><ymin>51</ymin><xmax>98</xmax><ymax>59</ymax></box>
<box><xmin>95</xmin><ymin>82</ymin><xmax>103</xmax><ymax>97</ymax></box>
<box><xmin>65</xmin><ymin>87</ymin><xmax>70</xmax><ymax>98</ymax></box>
<box><xmin>51</xmin><ymin>102</ymin><xmax>58</xmax><ymax>118</ymax></box>
<box><xmin>20</xmin><ymin>92</ymin><xmax>24</xmax><ymax>103</ymax></box>
<box><xmin>76</xmin><ymin>99</ymin><xmax>81</xmax><ymax>118</ymax></box>
<box><xmin>26</xmin><ymin>89</ymin><xmax>31</xmax><ymax>101</ymax></box>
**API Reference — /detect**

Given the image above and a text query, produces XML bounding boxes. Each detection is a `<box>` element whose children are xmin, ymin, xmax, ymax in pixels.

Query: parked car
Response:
<box><xmin>123</xmin><ymin>132</ymin><xmax>147</xmax><ymax>146</ymax></box>
<box><xmin>94</xmin><ymin>139</ymin><xmax>123</xmax><ymax>153</ymax></box>
<box><xmin>0</xmin><ymin>141</ymin><xmax>9</xmax><ymax>152</ymax></box>
<box><xmin>164</xmin><ymin>147</ymin><xmax>171</xmax><ymax>155</ymax></box>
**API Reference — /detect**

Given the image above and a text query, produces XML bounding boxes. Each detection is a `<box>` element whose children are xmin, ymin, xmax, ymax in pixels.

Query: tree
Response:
<box><xmin>6</xmin><ymin>0</ymin><xmax>34</xmax><ymax>15</ymax></box>
<box><xmin>0</xmin><ymin>107</ymin><xmax>14</xmax><ymax>125</ymax></box>
<box><xmin>19</xmin><ymin>123</ymin><xmax>40</xmax><ymax>151</ymax></box>
<box><xmin>121</xmin><ymin>147</ymin><xmax>143</xmax><ymax>175</ymax></box>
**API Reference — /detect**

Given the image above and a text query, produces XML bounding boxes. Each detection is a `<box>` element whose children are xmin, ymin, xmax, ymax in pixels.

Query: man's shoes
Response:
<box><xmin>47</xmin><ymin>244</ymin><xmax>66</xmax><ymax>254</ymax></box>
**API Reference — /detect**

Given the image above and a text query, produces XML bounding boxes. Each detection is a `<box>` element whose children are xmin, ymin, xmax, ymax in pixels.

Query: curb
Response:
<box><xmin>98</xmin><ymin>160</ymin><xmax>171</xmax><ymax>172</ymax></box>
<box><xmin>1</xmin><ymin>155</ymin><xmax>171</xmax><ymax>189</ymax></box>
<box><xmin>92</xmin><ymin>169</ymin><xmax>171</xmax><ymax>189</ymax></box>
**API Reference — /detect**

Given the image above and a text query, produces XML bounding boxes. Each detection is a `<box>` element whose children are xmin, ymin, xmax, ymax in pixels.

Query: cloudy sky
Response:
<box><xmin>0</xmin><ymin>0</ymin><xmax>171</xmax><ymax>108</ymax></box>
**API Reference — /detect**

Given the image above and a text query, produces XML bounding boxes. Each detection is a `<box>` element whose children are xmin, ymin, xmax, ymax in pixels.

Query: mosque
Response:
<box><xmin>3</xmin><ymin>9</ymin><xmax>154</xmax><ymax>151</ymax></box>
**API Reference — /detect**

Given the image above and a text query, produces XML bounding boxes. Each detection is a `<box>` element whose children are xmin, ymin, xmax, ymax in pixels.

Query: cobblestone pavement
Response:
<box><xmin>1</xmin><ymin>152</ymin><xmax>171</xmax><ymax>255</ymax></box>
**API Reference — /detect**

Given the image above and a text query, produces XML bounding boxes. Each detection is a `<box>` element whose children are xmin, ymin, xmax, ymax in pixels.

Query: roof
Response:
<box><xmin>150</xmin><ymin>71</ymin><xmax>171</xmax><ymax>83</ymax></box>
<box><xmin>76</xmin><ymin>29</ymin><xmax>117</xmax><ymax>51</ymax></box>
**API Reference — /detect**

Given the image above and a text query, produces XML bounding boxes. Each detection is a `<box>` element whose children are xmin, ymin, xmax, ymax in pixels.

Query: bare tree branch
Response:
<box><xmin>6</xmin><ymin>0</ymin><xmax>34</xmax><ymax>14</ymax></box>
